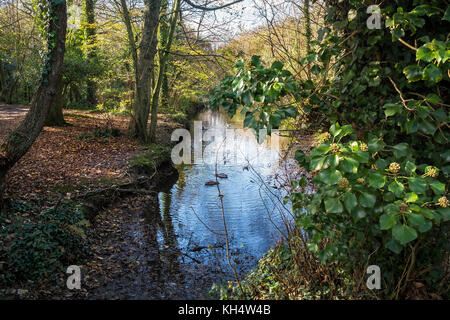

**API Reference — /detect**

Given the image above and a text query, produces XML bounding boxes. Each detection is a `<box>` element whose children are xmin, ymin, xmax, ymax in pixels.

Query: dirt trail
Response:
<box><xmin>0</xmin><ymin>104</ymin><xmax>29</xmax><ymax>140</ymax></box>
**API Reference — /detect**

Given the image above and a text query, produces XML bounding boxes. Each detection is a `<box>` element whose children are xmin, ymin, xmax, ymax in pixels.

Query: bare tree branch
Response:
<box><xmin>183</xmin><ymin>0</ymin><xmax>243</xmax><ymax>12</ymax></box>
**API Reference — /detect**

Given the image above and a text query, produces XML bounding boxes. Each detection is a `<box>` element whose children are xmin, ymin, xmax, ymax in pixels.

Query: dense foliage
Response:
<box><xmin>211</xmin><ymin>0</ymin><xmax>449</xmax><ymax>298</ymax></box>
<box><xmin>0</xmin><ymin>200</ymin><xmax>91</xmax><ymax>285</ymax></box>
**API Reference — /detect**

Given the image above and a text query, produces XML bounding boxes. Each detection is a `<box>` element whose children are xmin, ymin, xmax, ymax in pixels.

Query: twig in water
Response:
<box><xmin>214</xmin><ymin>136</ymin><xmax>245</xmax><ymax>295</ymax></box>
<box><xmin>190</xmin><ymin>206</ymin><xmax>226</xmax><ymax>236</ymax></box>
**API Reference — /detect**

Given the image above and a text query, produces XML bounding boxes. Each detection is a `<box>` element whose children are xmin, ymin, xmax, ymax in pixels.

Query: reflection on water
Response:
<box><xmin>155</xmin><ymin>109</ymin><xmax>293</xmax><ymax>278</ymax></box>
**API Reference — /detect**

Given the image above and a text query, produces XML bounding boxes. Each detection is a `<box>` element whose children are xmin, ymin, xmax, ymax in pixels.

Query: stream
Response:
<box><xmin>114</xmin><ymin>109</ymin><xmax>296</xmax><ymax>299</ymax></box>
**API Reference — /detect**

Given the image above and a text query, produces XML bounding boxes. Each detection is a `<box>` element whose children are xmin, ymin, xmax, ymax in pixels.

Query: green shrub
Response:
<box><xmin>128</xmin><ymin>144</ymin><xmax>171</xmax><ymax>175</ymax></box>
<box><xmin>0</xmin><ymin>201</ymin><xmax>91</xmax><ymax>286</ymax></box>
<box><xmin>210</xmin><ymin>0</ymin><xmax>449</xmax><ymax>299</ymax></box>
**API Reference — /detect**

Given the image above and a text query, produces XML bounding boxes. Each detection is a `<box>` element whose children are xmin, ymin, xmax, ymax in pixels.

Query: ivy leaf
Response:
<box><xmin>386</xmin><ymin>238</ymin><xmax>403</xmax><ymax>254</ymax></box>
<box><xmin>403</xmin><ymin>65</ymin><xmax>423</xmax><ymax>82</ymax></box>
<box><xmin>244</xmin><ymin>112</ymin><xmax>255</xmax><ymax>128</ymax></box>
<box><xmin>405</xmin><ymin>118</ymin><xmax>419</xmax><ymax>134</ymax></box>
<box><xmin>426</xmin><ymin>93</ymin><xmax>442</xmax><ymax>104</ymax></box>
<box><xmin>250</xmin><ymin>55</ymin><xmax>261</xmax><ymax>66</ymax></box>
<box><xmin>310</xmin><ymin>143</ymin><xmax>331</xmax><ymax>158</ymax></box>
<box><xmin>391</xmin><ymin>28</ymin><xmax>405</xmax><ymax>40</ymax></box>
<box><xmin>392</xmin><ymin>224</ymin><xmax>418</xmax><ymax>245</ymax></box>
<box><xmin>341</xmin><ymin>157</ymin><xmax>359</xmax><ymax>173</ymax></box>
<box><xmin>335</xmin><ymin>125</ymin><xmax>353</xmax><ymax>141</ymax></box>
<box><xmin>310</xmin><ymin>156</ymin><xmax>326</xmax><ymax>171</ymax></box>
<box><xmin>380</xmin><ymin>211</ymin><xmax>398</xmax><ymax>230</ymax></box>
<box><xmin>385</xmin><ymin>203</ymin><xmax>400</xmax><ymax>215</ymax></box>
<box><xmin>241</xmin><ymin>91</ymin><xmax>253</xmax><ymax>106</ymax></box>
<box><xmin>388</xmin><ymin>181</ymin><xmax>405</xmax><ymax>197</ymax></box>
<box><xmin>441</xmin><ymin>150</ymin><xmax>450</xmax><ymax>163</ymax></box>
<box><xmin>368</xmin><ymin>136</ymin><xmax>385</xmax><ymax>153</ymax></box>
<box><xmin>405</xmin><ymin>192</ymin><xmax>418</xmax><ymax>203</ymax></box>
<box><xmin>324</xmin><ymin>198</ymin><xmax>343</xmax><ymax>214</ymax></box>
<box><xmin>392</xmin><ymin>142</ymin><xmax>409</xmax><ymax>158</ymax></box>
<box><xmin>269</xmin><ymin>113</ymin><xmax>282</xmax><ymax>128</ymax></box>
<box><xmin>318</xmin><ymin>168</ymin><xmax>342</xmax><ymax>185</ymax></box>
<box><xmin>429</xmin><ymin>181</ymin><xmax>445</xmax><ymax>195</ymax></box>
<box><xmin>408</xmin><ymin>214</ymin><xmax>432</xmax><ymax>233</ymax></box>
<box><xmin>283</xmin><ymin>106</ymin><xmax>297</xmax><ymax>118</ymax></box>
<box><xmin>329</xmin><ymin>123</ymin><xmax>342</xmax><ymax>138</ymax></box>
<box><xmin>437</xmin><ymin>208</ymin><xmax>450</xmax><ymax>222</ymax></box>
<box><xmin>405</xmin><ymin>161</ymin><xmax>417</xmax><ymax>174</ymax></box>
<box><xmin>443</xmin><ymin>7</ymin><xmax>450</xmax><ymax>21</ymax></box>
<box><xmin>408</xmin><ymin>177</ymin><xmax>428</xmax><ymax>194</ymax></box>
<box><xmin>423</xmin><ymin>64</ymin><xmax>443</xmax><ymax>83</ymax></box>
<box><xmin>375</xmin><ymin>158</ymin><xmax>388</xmax><ymax>169</ymax></box>
<box><xmin>359</xmin><ymin>192</ymin><xmax>376</xmax><ymax>208</ymax></box>
<box><xmin>418</xmin><ymin>119</ymin><xmax>437</xmax><ymax>135</ymax></box>
<box><xmin>326</xmin><ymin>154</ymin><xmax>340</xmax><ymax>167</ymax></box>
<box><xmin>311</xmin><ymin>65</ymin><xmax>322</xmax><ymax>75</ymax></box>
<box><xmin>368</xmin><ymin>171</ymin><xmax>386</xmax><ymax>189</ymax></box>
<box><xmin>352</xmin><ymin>207</ymin><xmax>367</xmax><ymax>220</ymax></box>
<box><xmin>342</xmin><ymin>193</ymin><xmax>357</xmax><ymax>212</ymax></box>
<box><xmin>271</xmin><ymin>61</ymin><xmax>284</xmax><ymax>71</ymax></box>
<box><xmin>352</xmin><ymin>150</ymin><xmax>369</xmax><ymax>163</ymax></box>
<box><xmin>416</xmin><ymin>46</ymin><xmax>434</xmax><ymax>62</ymax></box>
<box><xmin>384</xmin><ymin>103</ymin><xmax>402</xmax><ymax>117</ymax></box>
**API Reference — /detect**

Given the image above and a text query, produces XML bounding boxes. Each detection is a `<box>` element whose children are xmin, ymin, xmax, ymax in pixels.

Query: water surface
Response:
<box><xmin>154</xmin><ymin>110</ymin><xmax>293</xmax><ymax>278</ymax></box>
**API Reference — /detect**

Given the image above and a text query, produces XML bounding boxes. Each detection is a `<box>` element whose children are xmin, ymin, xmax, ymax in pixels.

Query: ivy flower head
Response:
<box><xmin>360</xmin><ymin>143</ymin><xmax>368</xmax><ymax>152</ymax></box>
<box><xmin>425</xmin><ymin>167</ymin><xmax>438</xmax><ymax>178</ymax></box>
<box><xmin>357</xmin><ymin>178</ymin><xmax>365</xmax><ymax>185</ymax></box>
<box><xmin>389</xmin><ymin>162</ymin><xmax>401</xmax><ymax>173</ymax></box>
<box><xmin>439</xmin><ymin>196</ymin><xmax>448</xmax><ymax>208</ymax></box>
<box><xmin>330</xmin><ymin>143</ymin><xmax>340</xmax><ymax>154</ymax></box>
<box><xmin>338</xmin><ymin>177</ymin><xmax>349</xmax><ymax>189</ymax></box>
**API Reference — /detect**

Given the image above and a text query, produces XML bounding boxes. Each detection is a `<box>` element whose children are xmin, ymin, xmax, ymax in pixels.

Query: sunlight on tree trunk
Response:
<box><xmin>148</xmin><ymin>0</ymin><xmax>180</xmax><ymax>143</ymax></box>
<box><xmin>84</xmin><ymin>0</ymin><xmax>97</xmax><ymax>107</ymax></box>
<box><xmin>304</xmin><ymin>0</ymin><xmax>311</xmax><ymax>79</ymax></box>
<box><xmin>123</xmin><ymin>0</ymin><xmax>161</xmax><ymax>142</ymax></box>
<box><xmin>45</xmin><ymin>79</ymin><xmax>66</xmax><ymax>126</ymax></box>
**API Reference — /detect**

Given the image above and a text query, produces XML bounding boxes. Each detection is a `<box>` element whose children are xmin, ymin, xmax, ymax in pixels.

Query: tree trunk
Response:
<box><xmin>0</xmin><ymin>0</ymin><xmax>67</xmax><ymax>200</ymax></box>
<box><xmin>304</xmin><ymin>0</ymin><xmax>311</xmax><ymax>79</ymax></box>
<box><xmin>5</xmin><ymin>76</ymin><xmax>17</xmax><ymax>104</ymax></box>
<box><xmin>161</xmin><ymin>72</ymin><xmax>169</xmax><ymax>109</ymax></box>
<box><xmin>160</xmin><ymin>0</ymin><xmax>170</xmax><ymax>111</ymax></box>
<box><xmin>0</xmin><ymin>57</ymin><xmax>6</xmax><ymax>103</ymax></box>
<box><xmin>122</xmin><ymin>0</ymin><xmax>161</xmax><ymax>142</ymax></box>
<box><xmin>148</xmin><ymin>0</ymin><xmax>180</xmax><ymax>142</ymax></box>
<box><xmin>84</xmin><ymin>0</ymin><xmax>97</xmax><ymax>107</ymax></box>
<box><xmin>45</xmin><ymin>80</ymin><xmax>66</xmax><ymax>126</ymax></box>
<box><xmin>304</xmin><ymin>0</ymin><xmax>311</xmax><ymax>53</ymax></box>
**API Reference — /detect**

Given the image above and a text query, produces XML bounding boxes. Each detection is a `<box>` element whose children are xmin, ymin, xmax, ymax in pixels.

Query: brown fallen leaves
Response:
<box><xmin>0</xmin><ymin>107</ymin><xmax>182</xmax><ymax>199</ymax></box>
